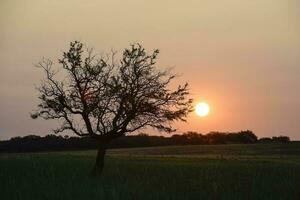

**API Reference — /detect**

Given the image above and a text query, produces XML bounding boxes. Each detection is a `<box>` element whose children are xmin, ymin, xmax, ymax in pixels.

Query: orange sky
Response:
<box><xmin>0</xmin><ymin>0</ymin><xmax>300</xmax><ymax>140</ymax></box>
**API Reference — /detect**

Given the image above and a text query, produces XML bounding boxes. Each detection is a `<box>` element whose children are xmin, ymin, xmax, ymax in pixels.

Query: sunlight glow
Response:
<box><xmin>195</xmin><ymin>102</ymin><xmax>210</xmax><ymax>117</ymax></box>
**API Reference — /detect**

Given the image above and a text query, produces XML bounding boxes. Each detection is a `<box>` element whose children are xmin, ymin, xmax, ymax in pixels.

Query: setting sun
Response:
<box><xmin>195</xmin><ymin>102</ymin><xmax>210</xmax><ymax>117</ymax></box>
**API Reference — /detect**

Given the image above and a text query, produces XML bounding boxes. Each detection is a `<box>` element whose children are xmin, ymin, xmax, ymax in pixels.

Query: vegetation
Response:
<box><xmin>31</xmin><ymin>41</ymin><xmax>192</xmax><ymax>175</ymax></box>
<box><xmin>1</xmin><ymin>143</ymin><xmax>299</xmax><ymax>200</ymax></box>
<box><xmin>0</xmin><ymin>131</ymin><xmax>291</xmax><ymax>153</ymax></box>
<box><xmin>259</xmin><ymin>136</ymin><xmax>290</xmax><ymax>143</ymax></box>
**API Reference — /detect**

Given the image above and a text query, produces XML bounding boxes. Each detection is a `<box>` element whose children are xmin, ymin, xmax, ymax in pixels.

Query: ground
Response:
<box><xmin>1</xmin><ymin>143</ymin><xmax>300</xmax><ymax>200</ymax></box>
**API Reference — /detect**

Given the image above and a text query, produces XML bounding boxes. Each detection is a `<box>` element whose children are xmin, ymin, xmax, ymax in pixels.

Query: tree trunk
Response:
<box><xmin>90</xmin><ymin>140</ymin><xmax>108</xmax><ymax>177</ymax></box>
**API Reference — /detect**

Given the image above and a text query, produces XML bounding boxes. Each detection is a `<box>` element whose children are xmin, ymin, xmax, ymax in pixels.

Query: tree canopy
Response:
<box><xmin>32</xmin><ymin>41</ymin><xmax>193</xmax><ymax>140</ymax></box>
<box><xmin>31</xmin><ymin>41</ymin><xmax>193</xmax><ymax>176</ymax></box>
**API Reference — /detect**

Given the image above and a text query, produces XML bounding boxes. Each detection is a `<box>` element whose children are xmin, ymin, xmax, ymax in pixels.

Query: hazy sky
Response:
<box><xmin>1</xmin><ymin>0</ymin><xmax>300</xmax><ymax>140</ymax></box>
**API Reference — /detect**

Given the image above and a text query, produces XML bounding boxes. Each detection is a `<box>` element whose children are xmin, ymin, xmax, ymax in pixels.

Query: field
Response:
<box><xmin>1</xmin><ymin>143</ymin><xmax>300</xmax><ymax>200</ymax></box>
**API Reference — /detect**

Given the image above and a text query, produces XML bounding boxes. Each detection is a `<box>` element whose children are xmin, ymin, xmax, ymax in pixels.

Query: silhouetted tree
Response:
<box><xmin>206</xmin><ymin>132</ymin><xmax>227</xmax><ymax>144</ymax></box>
<box><xmin>183</xmin><ymin>131</ymin><xmax>206</xmax><ymax>144</ymax></box>
<box><xmin>31</xmin><ymin>41</ymin><xmax>193</xmax><ymax>176</ymax></box>
<box><xmin>2</xmin><ymin>131</ymin><xmax>293</xmax><ymax>153</ymax></box>
<box><xmin>258</xmin><ymin>137</ymin><xmax>272</xmax><ymax>143</ymax></box>
<box><xmin>271</xmin><ymin>136</ymin><xmax>290</xmax><ymax>143</ymax></box>
<box><xmin>259</xmin><ymin>136</ymin><xmax>290</xmax><ymax>143</ymax></box>
<box><xmin>236</xmin><ymin>130</ymin><xmax>257</xmax><ymax>143</ymax></box>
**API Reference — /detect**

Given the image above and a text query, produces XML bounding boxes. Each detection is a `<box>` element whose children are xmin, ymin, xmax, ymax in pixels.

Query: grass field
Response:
<box><xmin>1</xmin><ymin>143</ymin><xmax>300</xmax><ymax>200</ymax></box>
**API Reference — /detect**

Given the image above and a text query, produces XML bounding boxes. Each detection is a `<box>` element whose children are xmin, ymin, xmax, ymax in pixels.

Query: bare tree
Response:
<box><xmin>31</xmin><ymin>41</ymin><xmax>193</xmax><ymax>176</ymax></box>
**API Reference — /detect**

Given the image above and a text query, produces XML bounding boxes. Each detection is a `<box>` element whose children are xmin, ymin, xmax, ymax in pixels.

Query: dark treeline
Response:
<box><xmin>0</xmin><ymin>130</ymin><xmax>291</xmax><ymax>153</ymax></box>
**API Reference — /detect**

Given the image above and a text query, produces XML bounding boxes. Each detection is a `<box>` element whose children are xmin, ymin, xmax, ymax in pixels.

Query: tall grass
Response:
<box><xmin>1</xmin><ymin>144</ymin><xmax>299</xmax><ymax>200</ymax></box>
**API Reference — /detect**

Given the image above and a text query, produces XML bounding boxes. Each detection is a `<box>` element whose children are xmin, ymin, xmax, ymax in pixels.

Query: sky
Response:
<box><xmin>0</xmin><ymin>0</ymin><xmax>300</xmax><ymax>140</ymax></box>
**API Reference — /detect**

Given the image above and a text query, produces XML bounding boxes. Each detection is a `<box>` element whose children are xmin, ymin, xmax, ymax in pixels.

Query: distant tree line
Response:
<box><xmin>0</xmin><ymin>130</ymin><xmax>291</xmax><ymax>153</ymax></box>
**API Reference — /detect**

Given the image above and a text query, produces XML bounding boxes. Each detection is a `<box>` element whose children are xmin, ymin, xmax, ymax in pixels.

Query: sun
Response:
<box><xmin>195</xmin><ymin>102</ymin><xmax>210</xmax><ymax>117</ymax></box>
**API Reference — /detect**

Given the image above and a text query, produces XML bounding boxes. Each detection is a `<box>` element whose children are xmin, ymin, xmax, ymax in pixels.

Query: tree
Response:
<box><xmin>271</xmin><ymin>136</ymin><xmax>290</xmax><ymax>143</ymax></box>
<box><xmin>237</xmin><ymin>130</ymin><xmax>257</xmax><ymax>143</ymax></box>
<box><xmin>31</xmin><ymin>41</ymin><xmax>193</xmax><ymax>176</ymax></box>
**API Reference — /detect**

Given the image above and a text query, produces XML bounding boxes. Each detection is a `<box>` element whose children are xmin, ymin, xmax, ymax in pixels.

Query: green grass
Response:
<box><xmin>1</xmin><ymin>143</ymin><xmax>300</xmax><ymax>200</ymax></box>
